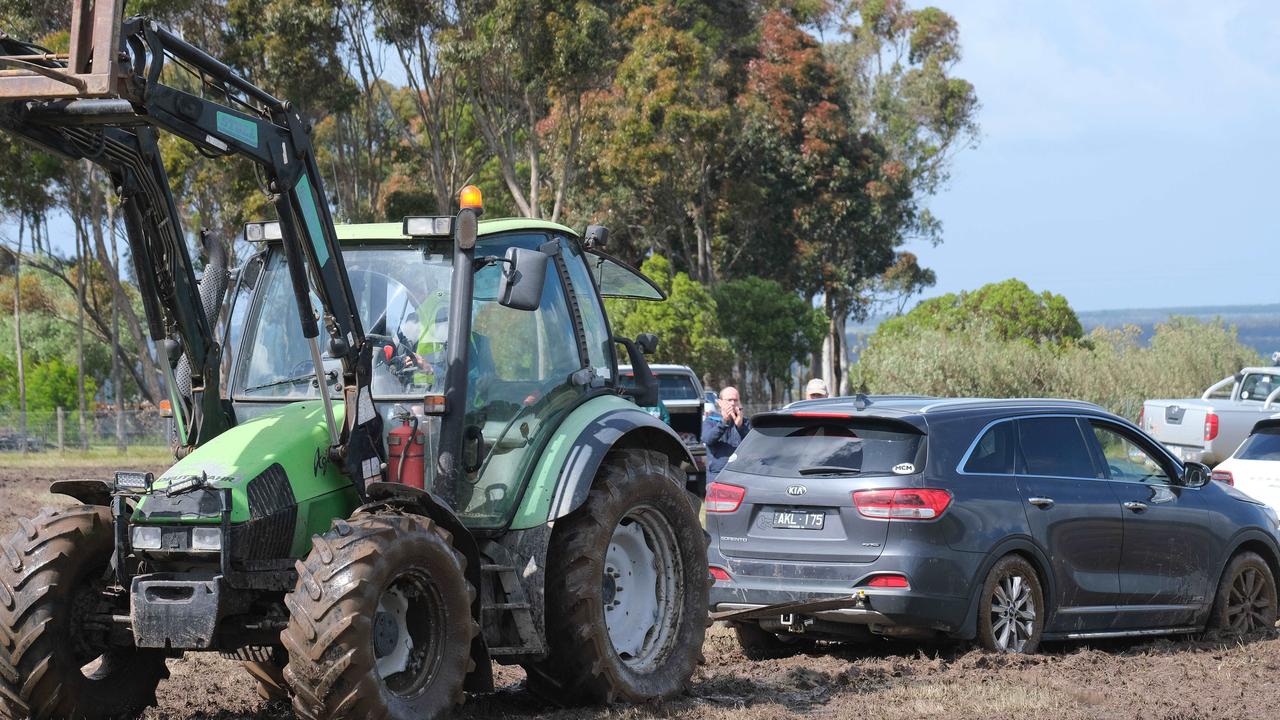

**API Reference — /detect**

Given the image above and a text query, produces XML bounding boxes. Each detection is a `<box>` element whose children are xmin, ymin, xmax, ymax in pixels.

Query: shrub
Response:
<box><xmin>853</xmin><ymin>316</ymin><xmax>1260</xmax><ymax>420</ymax></box>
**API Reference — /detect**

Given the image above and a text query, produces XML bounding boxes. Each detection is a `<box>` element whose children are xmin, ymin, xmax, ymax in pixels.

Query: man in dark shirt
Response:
<box><xmin>702</xmin><ymin>386</ymin><xmax>751</xmax><ymax>481</ymax></box>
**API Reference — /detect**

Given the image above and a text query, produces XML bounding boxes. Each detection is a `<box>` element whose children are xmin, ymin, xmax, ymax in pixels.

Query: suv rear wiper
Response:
<box><xmin>798</xmin><ymin>466</ymin><xmax>860</xmax><ymax>476</ymax></box>
<box><xmin>245</xmin><ymin>370</ymin><xmax>337</xmax><ymax>394</ymax></box>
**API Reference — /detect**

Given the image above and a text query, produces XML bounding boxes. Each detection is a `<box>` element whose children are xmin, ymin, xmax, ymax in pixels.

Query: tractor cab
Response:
<box><xmin>229</xmin><ymin>218</ymin><xmax>664</xmax><ymax>529</ymax></box>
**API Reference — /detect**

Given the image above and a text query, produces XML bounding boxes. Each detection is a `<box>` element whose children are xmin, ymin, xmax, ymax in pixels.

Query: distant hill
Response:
<box><xmin>1076</xmin><ymin>304</ymin><xmax>1280</xmax><ymax>358</ymax></box>
<box><xmin>848</xmin><ymin>303</ymin><xmax>1280</xmax><ymax>359</ymax></box>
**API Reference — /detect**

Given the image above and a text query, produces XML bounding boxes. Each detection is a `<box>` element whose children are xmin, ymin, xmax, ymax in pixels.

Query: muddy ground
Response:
<box><xmin>2</xmin><ymin>459</ymin><xmax>1277</xmax><ymax>720</ymax></box>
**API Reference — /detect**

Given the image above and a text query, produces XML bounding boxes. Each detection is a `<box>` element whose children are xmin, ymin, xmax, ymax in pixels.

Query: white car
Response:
<box><xmin>1212</xmin><ymin>419</ymin><xmax>1280</xmax><ymax>508</ymax></box>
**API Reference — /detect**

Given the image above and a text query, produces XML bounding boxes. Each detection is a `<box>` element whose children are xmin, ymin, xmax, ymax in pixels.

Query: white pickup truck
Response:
<box><xmin>1141</xmin><ymin>366</ymin><xmax>1280</xmax><ymax>465</ymax></box>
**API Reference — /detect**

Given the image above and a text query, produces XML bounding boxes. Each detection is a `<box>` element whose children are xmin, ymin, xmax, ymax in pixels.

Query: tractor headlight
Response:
<box><xmin>131</xmin><ymin>526</ymin><xmax>162</xmax><ymax>550</ymax></box>
<box><xmin>191</xmin><ymin>527</ymin><xmax>223</xmax><ymax>552</ymax></box>
<box><xmin>114</xmin><ymin>471</ymin><xmax>153</xmax><ymax>493</ymax></box>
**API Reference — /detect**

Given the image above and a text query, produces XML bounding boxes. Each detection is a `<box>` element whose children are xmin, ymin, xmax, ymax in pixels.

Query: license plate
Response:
<box><xmin>772</xmin><ymin>510</ymin><xmax>824</xmax><ymax>530</ymax></box>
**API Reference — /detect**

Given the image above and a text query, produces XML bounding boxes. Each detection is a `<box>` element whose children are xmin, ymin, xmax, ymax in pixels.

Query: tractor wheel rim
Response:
<box><xmin>1226</xmin><ymin>566</ymin><xmax>1271</xmax><ymax>632</ymax></box>
<box><xmin>990</xmin><ymin>573</ymin><xmax>1035</xmax><ymax>653</ymax></box>
<box><xmin>375</xmin><ymin>570</ymin><xmax>446</xmax><ymax>697</ymax></box>
<box><xmin>602</xmin><ymin>505</ymin><xmax>681</xmax><ymax>669</ymax></box>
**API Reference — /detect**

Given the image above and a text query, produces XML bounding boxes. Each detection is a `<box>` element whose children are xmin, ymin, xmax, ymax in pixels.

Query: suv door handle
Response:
<box><xmin>1123</xmin><ymin>501</ymin><xmax>1148</xmax><ymax>513</ymax></box>
<box><xmin>1027</xmin><ymin>497</ymin><xmax>1055</xmax><ymax>508</ymax></box>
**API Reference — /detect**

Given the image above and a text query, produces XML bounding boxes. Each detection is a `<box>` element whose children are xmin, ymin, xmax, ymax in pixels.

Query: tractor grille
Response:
<box><xmin>232</xmin><ymin>463</ymin><xmax>296</xmax><ymax>563</ymax></box>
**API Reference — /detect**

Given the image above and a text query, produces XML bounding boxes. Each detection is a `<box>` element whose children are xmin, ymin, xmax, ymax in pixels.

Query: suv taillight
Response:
<box><xmin>706</xmin><ymin>482</ymin><xmax>745</xmax><ymax>513</ymax></box>
<box><xmin>1211</xmin><ymin>469</ymin><xmax>1234</xmax><ymax>486</ymax></box>
<box><xmin>852</xmin><ymin>488</ymin><xmax>952</xmax><ymax>520</ymax></box>
<box><xmin>864</xmin><ymin>573</ymin><xmax>910</xmax><ymax>589</ymax></box>
<box><xmin>1204</xmin><ymin>413</ymin><xmax>1219</xmax><ymax>442</ymax></box>
<box><xmin>1137</xmin><ymin>406</ymin><xmax>1145</xmax><ymax>428</ymax></box>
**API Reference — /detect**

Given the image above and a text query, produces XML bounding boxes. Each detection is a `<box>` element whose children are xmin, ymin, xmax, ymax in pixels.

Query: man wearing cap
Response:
<box><xmin>806</xmin><ymin>378</ymin><xmax>829</xmax><ymax>400</ymax></box>
<box><xmin>702</xmin><ymin>386</ymin><xmax>751</xmax><ymax>482</ymax></box>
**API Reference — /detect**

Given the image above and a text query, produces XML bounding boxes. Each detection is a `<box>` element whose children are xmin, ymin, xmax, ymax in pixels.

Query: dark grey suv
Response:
<box><xmin>707</xmin><ymin>397</ymin><xmax>1280</xmax><ymax>656</ymax></box>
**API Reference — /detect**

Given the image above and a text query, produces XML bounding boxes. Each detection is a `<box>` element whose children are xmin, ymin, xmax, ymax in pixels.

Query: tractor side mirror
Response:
<box><xmin>498</xmin><ymin>247</ymin><xmax>548</xmax><ymax>311</ymax></box>
<box><xmin>636</xmin><ymin>333</ymin><xmax>658</xmax><ymax>355</ymax></box>
<box><xmin>614</xmin><ymin>335</ymin><xmax>659</xmax><ymax>407</ymax></box>
<box><xmin>584</xmin><ymin>224</ymin><xmax>608</xmax><ymax>250</ymax></box>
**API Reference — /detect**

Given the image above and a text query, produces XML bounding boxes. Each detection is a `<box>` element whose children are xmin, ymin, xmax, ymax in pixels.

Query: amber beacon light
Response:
<box><xmin>459</xmin><ymin>184</ymin><xmax>483</xmax><ymax>213</ymax></box>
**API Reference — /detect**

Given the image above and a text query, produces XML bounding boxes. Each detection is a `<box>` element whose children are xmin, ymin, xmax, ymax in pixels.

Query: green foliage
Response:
<box><xmin>606</xmin><ymin>254</ymin><xmax>733</xmax><ymax>379</ymax></box>
<box><xmin>874</xmin><ymin>279</ymin><xmax>1083</xmax><ymax>346</ymax></box>
<box><xmin>0</xmin><ymin>355</ymin><xmax>95</xmax><ymax>411</ymax></box>
<box><xmin>854</xmin><ymin>314</ymin><xmax>1261</xmax><ymax>421</ymax></box>
<box><xmin>0</xmin><ymin>270</ymin><xmax>124</xmax><ymax>400</ymax></box>
<box><xmin>714</xmin><ymin>277</ymin><xmax>826</xmax><ymax>393</ymax></box>
<box><xmin>26</xmin><ymin>357</ymin><xmax>92</xmax><ymax>411</ymax></box>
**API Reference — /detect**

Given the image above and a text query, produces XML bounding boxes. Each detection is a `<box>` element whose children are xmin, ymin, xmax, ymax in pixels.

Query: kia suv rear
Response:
<box><xmin>707</xmin><ymin>396</ymin><xmax>1280</xmax><ymax>656</ymax></box>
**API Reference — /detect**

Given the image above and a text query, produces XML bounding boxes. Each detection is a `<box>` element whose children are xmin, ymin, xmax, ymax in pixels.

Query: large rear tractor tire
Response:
<box><xmin>0</xmin><ymin>506</ymin><xmax>168</xmax><ymax>719</ymax></box>
<box><xmin>282</xmin><ymin>512</ymin><xmax>477</xmax><ymax>720</ymax></box>
<box><xmin>526</xmin><ymin>449</ymin><xmax>708</xmax><ymax>705</ymax></box>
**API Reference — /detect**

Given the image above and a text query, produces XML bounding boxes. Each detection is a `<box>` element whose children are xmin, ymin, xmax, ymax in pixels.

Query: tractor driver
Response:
<box><xmin>396</xmin><ymin>290</ymin><xmax>494</xmax><ymax>409</ymax></box>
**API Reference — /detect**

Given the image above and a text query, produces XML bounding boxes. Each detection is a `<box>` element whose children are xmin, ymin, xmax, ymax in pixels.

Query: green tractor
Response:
<box><xmin>0</xmin><ymin>5</ymin><xmax>707</xmax><ymax>719</ymax></box>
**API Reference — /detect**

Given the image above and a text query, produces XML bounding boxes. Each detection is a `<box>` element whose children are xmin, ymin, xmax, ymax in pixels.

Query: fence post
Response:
<box><xmin>56</xmin><ymin>407</ymin><xmax>64</xmax><ymax>453</ymax></box>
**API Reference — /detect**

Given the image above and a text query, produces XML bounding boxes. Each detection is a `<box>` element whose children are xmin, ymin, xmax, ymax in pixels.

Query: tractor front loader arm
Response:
<box><xmin>0</xmin><ymin>6</ymin><xmax>385</xmax><ymax>490</ymax></box>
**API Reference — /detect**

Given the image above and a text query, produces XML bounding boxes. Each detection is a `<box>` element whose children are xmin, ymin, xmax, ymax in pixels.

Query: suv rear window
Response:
<box><xmin>619</xmin><ymin>372</ymin><xmax>700</xmax><ymax>401</ymax></box>
<box><xmin>1237</xmin><ymin>427</ymin><xmax>1280</xmax><ymax>461</ymax></box>
<box><xmin>725</xmin><ymin>418</ymin><xmax>925</xmax><ymax>478</ymax></box>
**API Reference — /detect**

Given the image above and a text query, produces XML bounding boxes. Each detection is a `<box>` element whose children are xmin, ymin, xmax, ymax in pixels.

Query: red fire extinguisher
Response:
<box><xmin>386</xmin><ymin>414</ymin><xmax>425</xmax><ymax>489</ymax></box>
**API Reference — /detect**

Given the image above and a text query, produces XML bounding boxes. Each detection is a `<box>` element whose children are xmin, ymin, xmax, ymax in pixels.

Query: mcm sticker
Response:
<box><xmin>892</xmin><ymin>462</ymin><xmax>916</xmax><ymax>475</ymax></box>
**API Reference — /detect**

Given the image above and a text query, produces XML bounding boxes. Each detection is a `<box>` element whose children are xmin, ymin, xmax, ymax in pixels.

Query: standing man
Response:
<box><xmin>805</xmin><ymin>378</ymin><xmax>829</xmax><ymax>400</ymax></box>
<box><xmin>702</xmin><ymin>386</ymin><xmax>751</xmax><ymax>482</ymax></box>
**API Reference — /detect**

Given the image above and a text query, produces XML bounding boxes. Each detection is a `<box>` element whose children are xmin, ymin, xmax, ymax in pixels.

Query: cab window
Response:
<box><xmin>461</xmin><ymin>233</ymin><xmax>587</xmax><ymax>528</ymax></box>
<box><xmin>561</xmin><ymin>239</ymin><xmax>614</xmax><ymax>379</ymax></box>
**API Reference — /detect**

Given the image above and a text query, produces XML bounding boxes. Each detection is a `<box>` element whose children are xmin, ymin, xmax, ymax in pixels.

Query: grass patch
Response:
<box><xmin>0</xmin><ymin>446</ymin><xmax>174</xmax><ymax>469</ymax></box>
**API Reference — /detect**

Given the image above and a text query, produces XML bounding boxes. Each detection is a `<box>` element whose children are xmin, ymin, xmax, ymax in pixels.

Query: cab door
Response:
<box><xmin>1086</xmin><ymin>420</ymin><xmax>1214</xmax><ymax>629</ymax></box>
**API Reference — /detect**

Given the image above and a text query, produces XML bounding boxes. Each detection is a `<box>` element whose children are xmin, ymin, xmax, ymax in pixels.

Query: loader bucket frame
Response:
<box><xmin>0</xmin><ymin>0</ymin><xmax>124</xmax><ymax>99</ymax></box>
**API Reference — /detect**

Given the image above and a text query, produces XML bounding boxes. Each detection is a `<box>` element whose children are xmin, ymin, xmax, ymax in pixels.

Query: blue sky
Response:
<box><xmin>908</xmin><ymin>0</ymin><xmax>1280</xmax><ymax>311</ymax></box>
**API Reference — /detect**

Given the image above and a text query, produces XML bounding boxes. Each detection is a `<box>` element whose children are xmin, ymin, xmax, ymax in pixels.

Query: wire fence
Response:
<box><xmin>0</xmin><ymin>408</ymin><xmax>171</xmax><ymax>453</ymax></box>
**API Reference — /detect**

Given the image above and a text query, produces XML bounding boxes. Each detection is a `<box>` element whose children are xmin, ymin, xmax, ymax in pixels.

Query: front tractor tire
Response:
<box><xmin>0</xmin><ymin>506</ymin><xmax>169</xmax><ymax>719</ymax></box>
<box><xmin>281</xmin><ymin>512</ymin><xmax>477</xmax><ymax>720</ymax></box>
<box><xmin>527</xmin><ymin>448</ymin><xmax>708</xmax><ymax>705</ymax></box>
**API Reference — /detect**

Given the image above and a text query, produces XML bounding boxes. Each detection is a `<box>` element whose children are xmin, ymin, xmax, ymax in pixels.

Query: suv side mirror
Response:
<box><xmin>1182</xmin><ymin>461</ymin><xmax>1211</xmax><ymax>488</ymax></box>
<box><xmin>636</xmin><ymin>333</ymin><xmax>658</xmax><ymax>355</ymax></box>
<box><xmin>497</xmin><ymin>247</ymin><xmax>548</xmax><ymax>311</ymax></box>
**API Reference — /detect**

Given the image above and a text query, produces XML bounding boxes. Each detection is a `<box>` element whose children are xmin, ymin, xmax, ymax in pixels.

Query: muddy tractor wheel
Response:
<box><xmin>1206</xmin><ymin>551</ymin><xmax>1277</xmax><ymax>637</ymax></box>
<box><xmin>731</xmin><ymin>621</ymin><xmax>813</xmax><ymax>661</ymax></box>
<box><xmin>526</xmin><ymin>449</ymin><xmax>708</xmax><ymax>705</ymax></box>
<box><xmin>282</xmin><ymin>512</ymin><xmax>477</xmax><ymax>720</ymax></box>
<box><xmin>0</xmin><ymin>506</ymin><xmax>169</xmax><ymax>719</ymax></box>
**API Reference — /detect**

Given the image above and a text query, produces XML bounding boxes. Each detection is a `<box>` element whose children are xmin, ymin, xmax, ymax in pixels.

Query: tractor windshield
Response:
<box><xmin>238</xmin><ymin>242</ymin><xmax>455</xmax><ymax>400</ymax></box>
